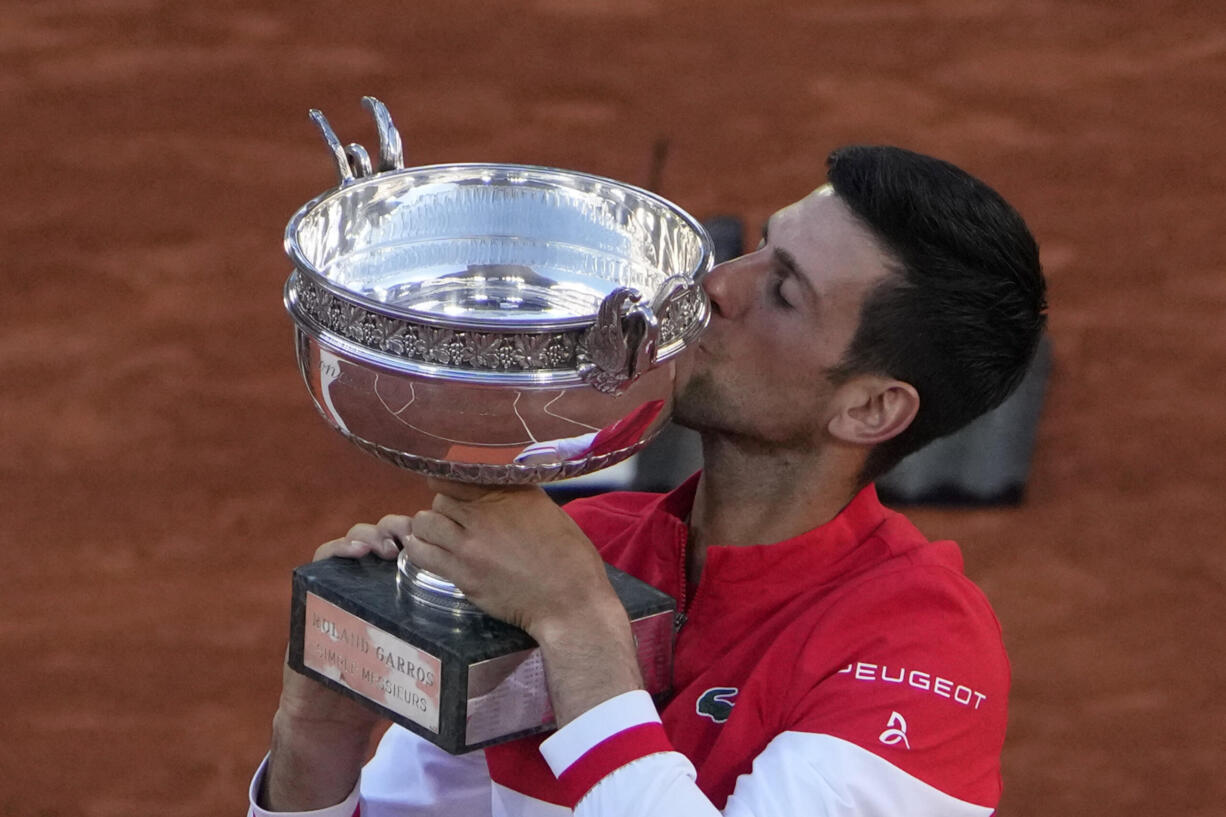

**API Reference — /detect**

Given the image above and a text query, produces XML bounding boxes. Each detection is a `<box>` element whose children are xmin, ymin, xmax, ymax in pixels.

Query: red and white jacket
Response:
<box><xmin>250</xmin><ymin>477</ymin><xmax>1010</xmax><ymax>816</ymax></box>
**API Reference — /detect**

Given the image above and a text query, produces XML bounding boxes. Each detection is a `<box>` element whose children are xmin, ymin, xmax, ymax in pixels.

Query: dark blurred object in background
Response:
<box><xmin>876</xmin><ymin>333</ymin><xmax>1052</xmax><ymax>506</ymax></box>
<box><xmin>699</xmin><ymin>215</ymin><xmax>745</xmax><ymax>265</ymax></box>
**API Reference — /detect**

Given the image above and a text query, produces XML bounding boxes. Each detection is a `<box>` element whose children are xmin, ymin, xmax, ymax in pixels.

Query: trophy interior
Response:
<box><xmin>288</xmin><ymin>165</ymin><xmax>708</xmax><ymax>330</ymax></box>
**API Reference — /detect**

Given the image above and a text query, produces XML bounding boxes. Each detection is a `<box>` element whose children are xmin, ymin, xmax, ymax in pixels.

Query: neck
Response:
<box><xmin>685</xmin><ymin>433</ymin><xmax>864</xmax><ymax>582</ymax></box>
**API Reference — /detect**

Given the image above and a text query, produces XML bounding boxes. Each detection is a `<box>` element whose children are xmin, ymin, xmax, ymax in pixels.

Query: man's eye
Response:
<box><xmin>771</xmin><ymin>275</ymin><xmax>793</xmax><ymax>309</ymax></box>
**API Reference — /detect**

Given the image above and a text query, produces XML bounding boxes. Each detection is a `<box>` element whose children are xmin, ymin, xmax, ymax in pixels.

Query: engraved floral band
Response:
<box><xmin>285</xmin><ymin>271</ymin><xmax>707</xmax><ymax>378</ymax></box>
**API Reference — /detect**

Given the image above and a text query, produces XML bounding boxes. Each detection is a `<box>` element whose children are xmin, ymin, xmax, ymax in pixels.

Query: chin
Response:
<box><xmin>672</xmin><ymin>385</ymin><xmax>730</xmax><ymax>435</ymax></box>
<box><xmin>670</xmin><ymin>395</ymin><xmax>704</xmax><ymax>432</ymax></box>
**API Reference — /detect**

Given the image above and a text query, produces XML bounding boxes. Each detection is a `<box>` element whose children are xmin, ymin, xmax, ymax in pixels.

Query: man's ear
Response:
<box><xmin>827</xmin><ymin>376</ymin><xmax>919</xmax><ymax>446</ymax></box>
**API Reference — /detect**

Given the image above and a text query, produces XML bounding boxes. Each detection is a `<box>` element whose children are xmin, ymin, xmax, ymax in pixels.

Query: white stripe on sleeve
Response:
<box><xmin>539</xmin><ymin>690</ymin><xmax>662</xmax><ymax>774</ymax></box>
<box><xmin>573</xmin><ymin>731</ymin><xmax>994</xmax><ymax>817</ymax></box>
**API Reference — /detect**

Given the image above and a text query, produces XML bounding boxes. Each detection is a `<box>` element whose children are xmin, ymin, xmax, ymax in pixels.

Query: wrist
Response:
<box><xmin>528</xmin><ymin>594</ymin><xmax>628</xmax><ymax>651</ymax></box>
<box><xmin>259</xmin><ymin>709</ymin><xmax>374</xmax><ymax>811</ymax></box>
<box><xmin>528</xmin><ymin>601</ymin><xmax>644</xmax><ymax>727</ymax></box>
<box><xmin>271</xmin><ymin>704</ymin><xmax>375</xmax><ymax>744</ymax></box>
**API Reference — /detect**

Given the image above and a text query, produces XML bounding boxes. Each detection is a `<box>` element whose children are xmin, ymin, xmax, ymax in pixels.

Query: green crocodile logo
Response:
<box><xmin>696</xmin><ymin>687</ymin><xmax>738</xmax><ymax>723</ymax></box>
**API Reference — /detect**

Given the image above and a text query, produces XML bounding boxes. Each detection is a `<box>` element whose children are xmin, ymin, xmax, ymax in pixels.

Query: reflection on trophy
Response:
<box><xmin>282</xmin><ymin>98</ymin><xmax>713</xmax><ymax>753</ymax></box>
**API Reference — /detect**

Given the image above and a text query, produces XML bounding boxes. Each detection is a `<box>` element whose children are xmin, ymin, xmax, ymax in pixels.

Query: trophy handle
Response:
<box><xmin>309</xmin><ymin>96</ymin><xmax>406</xmax><ymax>186</ymax></box>
<box><xmin>361</xmin><ymin>96</ymin><xmax>405</xmax><ymax>173</ymax></box>
<box><xmin>577</xmin><ymin>288</ymin><xmax>661</xmax><ymax>395</ymax></box>
<box><xmin>308</xmin><ymin>109</ymin><xmax>354</xmax><ymax>185</ymax></box>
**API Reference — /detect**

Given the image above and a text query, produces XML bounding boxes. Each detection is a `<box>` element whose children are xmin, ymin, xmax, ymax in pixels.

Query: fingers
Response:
<box><xmin>313</xmin><ymin>521</ymin><xmax>402</xmax><ymax>562</ymax></box>
<box><xmin>345</xmin><ymin>522</ymin><xmax>382</xmax><ymax>543</ymax></box>
<box><xmin>410</xmin><ymin>509</ymin><xmax>465</xmax><ymax>550</ymax></box>
<box><xmin>313</xmin><ymin>537</ymin><xmax>398</xmax><ymax>562</ymax></box>
<box><xmin>376</xmin><ymin>514</ymin><xmax>413</xmax><ymax>545</ymax></box>
<box><xmin>431</xmin><ymin>492</ymin><xmax>469</xmax><ymax>524</ymax></box>
<box><xmin>400</xmin><ymin>508</ymin><xmax>473</xmax><ymax>586</ymax></box>
<box><xmin>314</xmin><ymin>538</ymin><xmax>379</xmax><ymax>562</ymax></box>
<box><xmin>400</xmin><ymin>533</ymin><xmax>459</xmax><ymax>585</ymax></box>
<box><xmin>308</xmin><ymin>507</ymin><xmax>453</xmax><ymax>566</ymax></box>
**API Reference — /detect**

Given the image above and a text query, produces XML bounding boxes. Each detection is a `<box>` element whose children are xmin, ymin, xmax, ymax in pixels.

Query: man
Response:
<box><xmin>250</xmin><ymin>145</ymin><xmax>1047</xmax><ymax>816</ymax></box>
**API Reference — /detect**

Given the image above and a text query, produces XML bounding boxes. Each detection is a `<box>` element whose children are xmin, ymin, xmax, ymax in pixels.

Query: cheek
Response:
<box><xmin>819</xmin><ymin>301</ymin><xmax>868</xmax><ymax>361</ymax></box>
<box><xmin>759</xmin><ymin>321</ymin><xmax>831</xmax><ymax>374</ymax></box>
<box><xmin>786</xmin><ymin>323</ymin><xmax>849</xmax><ymax>373</ymax></box>
<box><xmin>671</xmin><ymin>348</ymin><xmax>696</xmax><ymax>391</ymax></box>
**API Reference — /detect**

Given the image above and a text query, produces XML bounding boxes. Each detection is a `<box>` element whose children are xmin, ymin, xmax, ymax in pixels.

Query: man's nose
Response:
<box><xmin>700</xmin><ymin>256</ymin><xmax>753</xmax><ymax>319</ymax></box>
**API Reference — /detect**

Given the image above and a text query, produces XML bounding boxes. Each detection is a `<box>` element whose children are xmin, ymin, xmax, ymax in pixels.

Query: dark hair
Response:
<box><xmin>825</xmin><ymin>145</ymin><xmax>1047</xmax><ymax>484</ymax></box>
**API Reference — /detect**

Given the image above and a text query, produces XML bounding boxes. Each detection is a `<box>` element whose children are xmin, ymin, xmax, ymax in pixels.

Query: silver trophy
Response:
<box><xmin>283</xmin><ymin>97</ymin><xmax>712</xmax><ymax>753</ymax></box>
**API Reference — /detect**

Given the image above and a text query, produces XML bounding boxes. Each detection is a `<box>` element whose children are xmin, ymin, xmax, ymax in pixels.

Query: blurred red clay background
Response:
<box><xmin>2</xmin><ymin>2</ymin><xmax>1223</xmax><ymax>815</ymax></box>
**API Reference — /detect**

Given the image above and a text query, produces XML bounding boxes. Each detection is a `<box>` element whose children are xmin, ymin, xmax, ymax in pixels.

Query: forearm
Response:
<box><xmin>258</xmin><ymin>709</ymin><xmax>371</xmax><ymax>811</ymax></box>
<box><xmin>532</xmin><ymin>598</ymin><xmax>644</xmax><ymax>728</ymax></box>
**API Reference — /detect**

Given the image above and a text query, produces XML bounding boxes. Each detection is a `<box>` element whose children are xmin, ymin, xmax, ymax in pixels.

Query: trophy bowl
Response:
<box><xmin>280</xmin><ymin>98</ymin><xmax>711</xmax><ymax>752</ymax></box>
<box><xmin>284</xmin><ymin>107</ymin><xmax>713</xmax><ymax>486</ymax></box>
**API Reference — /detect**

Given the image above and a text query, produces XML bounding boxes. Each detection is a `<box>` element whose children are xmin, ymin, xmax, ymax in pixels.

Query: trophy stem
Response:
<box><xmin>395</xmin><ymin>549</ymin><xmax>484</xmax><ymax>616</ymax></box>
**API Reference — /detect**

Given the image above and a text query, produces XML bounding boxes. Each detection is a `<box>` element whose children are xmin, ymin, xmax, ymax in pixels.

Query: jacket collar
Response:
<box><xmin>648</xmin><ymin>474</ymin><xmax>907</xmax><ymax>589</ymax></box>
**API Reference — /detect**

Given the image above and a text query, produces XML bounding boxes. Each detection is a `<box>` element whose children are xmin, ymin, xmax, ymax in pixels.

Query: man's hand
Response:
<box><xmin>273</xmin><ymin>520</ymin><xmax>405</xmax><ymax>724</ymax></box>
<box><xmin>403</xmin><ymin>482</ymin><xmax>609</xmax><ymax>634</ymax></box>
<box><xmin>259</xmin><ymin>518</ymin><xmax>408</xmax><ymax>811</ymax></box>
<box><xmin>403</xmin><ymin>480</ymin><xmax>645</xmax><ymax>725</ymax></box>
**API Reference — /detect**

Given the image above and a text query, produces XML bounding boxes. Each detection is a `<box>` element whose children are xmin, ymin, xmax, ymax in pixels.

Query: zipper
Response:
<box><xmin>673</xmin><ymin>522</ymin><xmax>690</xmax><ymax>634</ymax></box>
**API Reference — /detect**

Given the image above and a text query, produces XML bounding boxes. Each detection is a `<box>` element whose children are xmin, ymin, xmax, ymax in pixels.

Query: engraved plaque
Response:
<box><xmin>303</xmin><ymin>593</ymin><xmax>442</xmax><ymax>733</ymax></box>
<box><xmin>288</xmin><ymin>555</ymin><xmax>675</xmax><ymax>754</ymax></box>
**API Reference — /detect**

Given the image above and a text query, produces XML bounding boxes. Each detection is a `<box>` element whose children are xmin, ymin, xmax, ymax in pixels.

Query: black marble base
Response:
<box><xmin>288</xmin><ymin>555</ymin><xmax>675</xmax><ymax>754</ymax></box>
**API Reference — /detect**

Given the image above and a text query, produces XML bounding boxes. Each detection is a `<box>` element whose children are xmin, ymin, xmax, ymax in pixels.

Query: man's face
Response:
<box><xmin>673</xmin><ymin>185</ymin><xmax>896</xmax><ymax>447</ymax></box>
